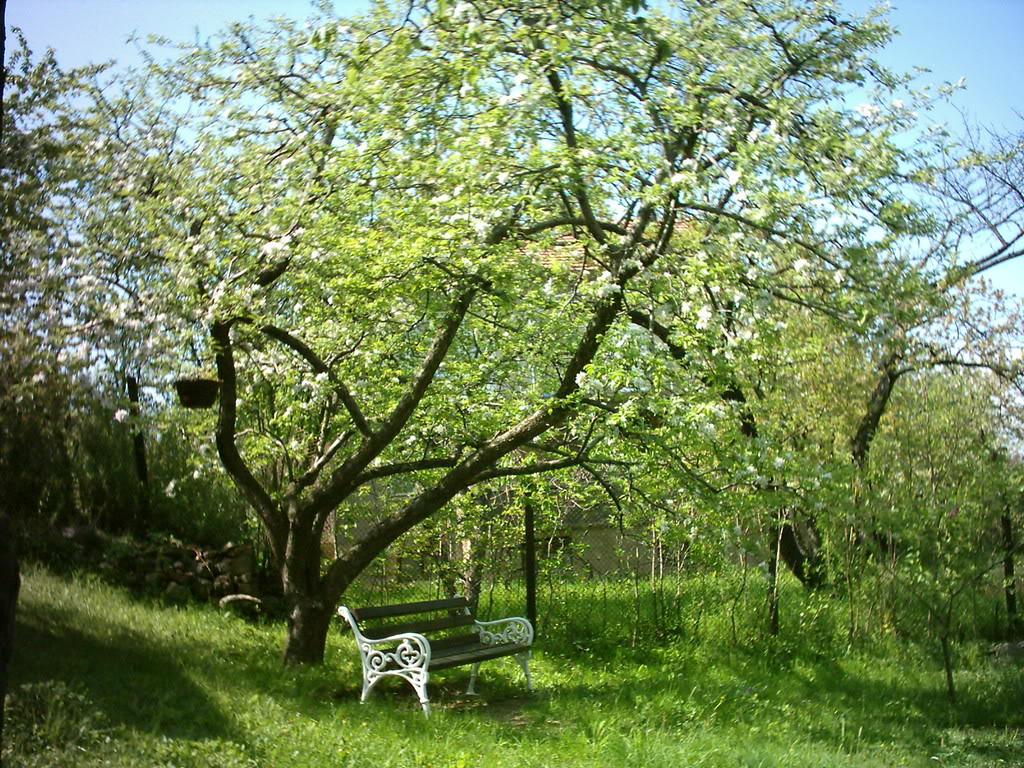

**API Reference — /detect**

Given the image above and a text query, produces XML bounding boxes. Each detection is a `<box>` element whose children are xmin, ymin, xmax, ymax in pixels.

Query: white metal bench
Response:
<box><xmin>338</xmin><ymin>597</ymin><xmax>534</xmax><ymax>715</ymax></box>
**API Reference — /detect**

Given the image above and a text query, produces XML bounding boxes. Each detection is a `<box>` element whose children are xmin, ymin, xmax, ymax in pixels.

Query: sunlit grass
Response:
<box><xmin>5</xmin><ymin>566</ymin><xmax>1022</xmax><ymax>767</ymax></box>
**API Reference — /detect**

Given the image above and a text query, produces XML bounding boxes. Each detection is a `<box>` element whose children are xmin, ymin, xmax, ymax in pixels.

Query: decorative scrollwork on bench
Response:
<box><xmin>363</xmin><ymin>637</ymin><xmax>429</xmax><ymax>672</ymax></box>
<box><xmin>476</xmin><ymin>617</ymin><xmax>533</xmax><ymax>646</ymax></box>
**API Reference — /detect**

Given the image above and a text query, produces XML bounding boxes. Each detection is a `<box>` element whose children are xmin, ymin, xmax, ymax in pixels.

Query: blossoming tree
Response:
<box><xmin>85</xmin><ymin>0</ymin><xmax>953</xmax><ymax>662</ymax></box>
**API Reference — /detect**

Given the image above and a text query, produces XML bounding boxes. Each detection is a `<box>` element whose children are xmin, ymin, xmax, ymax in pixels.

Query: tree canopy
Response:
<box><xmin>7</xmin><ymin>0</ymin><xmax>1024</xmax><ymax>663</ymax></box>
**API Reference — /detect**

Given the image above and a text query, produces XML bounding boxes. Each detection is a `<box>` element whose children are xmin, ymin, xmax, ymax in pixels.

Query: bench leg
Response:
<box><xmin>362</xmin><ymin>669</ymin><xmax>431</xmax><ymax>715</ymax></box>
<box><xmin>361</xmin><ymin>669</ymin><xmax>386</xmax><ymax>704</ymax></box>
<box><xmin>515</xmin><ymin>651</ymin><xmax>533</xmax><ymax>693</ymax></box>
<box><xmin>405</xmin><ymin>669</ymin><xmax>430</xmax><ymax>716</ymax></box>
<box><xmin>466</xmin><ymin>662</ymin><xmax>481</xmax><ymax>695</ymax></box>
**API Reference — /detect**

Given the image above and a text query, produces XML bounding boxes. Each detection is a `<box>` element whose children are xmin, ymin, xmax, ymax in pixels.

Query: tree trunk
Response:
<box><xmin>1003</xmin><ymin>514</ymin><xmax>1019</xmax><ymax>638</ymax></box>
<box><xmin>941</xmin><ymin>633</ymin><xmax>956</xmax><ymax>704</ymax></box>
<box><xmin>451</xmin><ymin>535</ymin><xmax>484</xmax><ymax>610</ymax></box>
<box><xmin>777</xmin><ymin>517</ymin><xmax>827</xmax><ymax>590</ymax></box>
<box><xmin>851</xmin><ymin>355</ymin><xmax>904</xmax><ymax>469</ymax></box>
<box><xmin>281</xmin><ymin>520</ymin><xmax>335</xmax><ymax>664</ymax></box>
<box><xmin>0</xmin><ymin>515</ymin><xmax>20</xmax><ymax>765</ymax></box>
<box><xmin>282</xmin><ymin>594</ymin><xmax>333</xmax><ymax>664</ymax></box>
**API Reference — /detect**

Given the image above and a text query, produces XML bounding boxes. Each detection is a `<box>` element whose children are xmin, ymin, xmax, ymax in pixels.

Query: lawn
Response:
<box><xmin>5</xmin><ymin>566</ymin><xmax>1023</xmax><ymax>767</ymax></box>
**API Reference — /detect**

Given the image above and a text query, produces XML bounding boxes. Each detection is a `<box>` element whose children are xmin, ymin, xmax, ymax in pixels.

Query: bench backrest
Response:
<box><xmin>344</xmin><ymin>597</ymin><xmax>480</xmax><ymax>650</ymax></box>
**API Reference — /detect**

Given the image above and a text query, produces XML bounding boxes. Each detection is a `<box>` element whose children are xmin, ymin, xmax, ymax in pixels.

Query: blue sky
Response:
<box><xmin>8</xmin><ymin>0</ymin><xmax>1023</xmax><ymax>291</ymax></box>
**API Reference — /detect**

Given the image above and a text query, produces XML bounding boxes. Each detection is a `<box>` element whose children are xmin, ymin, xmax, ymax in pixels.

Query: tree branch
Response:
<box><xmin>627</xmin><ymin>309</ymin><xmax>758</xmax><ymax>438</ymax></box>
<box><xmin>303</xmin><ymin>288</ymin><xmax>478</xmax><ymax>518</ymax></box>
<box><xmin>293</xmin><ymin>429</ymin><xmax>354</xmax><ymax>493</ymax></box>
<box><xmin>211</xmin><ymin>320</ymin><xmax>287</xmax><ymax>558</ymax></box>
<box><xmin>377</xmin><ymin>289</ymin><xmax>477</xmax><ymax>438</ymax></box>
<box><xmin>850</xmin><ymin>352</ymin><xmax>911</xmax><ymax>468</ymax></box>
<box><xmin>676</xmin><ymin>201</ymin><xmax>845</xmax><ymax>271</ymax></box>
<box><xmin>519</xmin><ymin>216</ymin><xmax>628</xmax><ymax>237</ymax></box>
<box><xmin>260</xmin><ymin>324</ymin><xmax>372</xmax><ymax>437</ymax></box>
<box><xmin>357</xmin><ymin>456</ymin><xmax>461</xmax><ymax>485</ymax></box>
<box><xmin>472</xmin><ymin>456</ymin><xmax>583</xmax><ymax>482</ymax></box>
<box><xmin>544</xmin><ymin>68</ymin><xmax>608</xmax><ymax>244</ymax></box>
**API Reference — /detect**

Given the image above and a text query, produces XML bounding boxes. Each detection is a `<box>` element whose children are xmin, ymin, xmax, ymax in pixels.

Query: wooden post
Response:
<box><xmin>126</xmin><ymin>374</ymin><xmax>150</xmax><ymax>534</ymax></box>
<box><xmin>767</xmin><ymin>515</ymin><xmax>783</xmax><ymax>636</ymax></box>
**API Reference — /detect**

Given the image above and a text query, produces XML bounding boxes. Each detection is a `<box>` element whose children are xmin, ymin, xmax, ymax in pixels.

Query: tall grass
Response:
<box><xmin>6</xmin><ymin>566</ymin><xmax>1023</xmax><ymax>767</ymax></box>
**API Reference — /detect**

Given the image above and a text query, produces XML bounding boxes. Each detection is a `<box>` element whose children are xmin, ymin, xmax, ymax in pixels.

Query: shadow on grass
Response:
<box><xmin>13</xmin><ymin>608</ymin><xmax>242</xmax><ymax>743</ymax></box>
<box><xmin>327</xmin><ymin>662</ymin><xmax>537</xmax><ymax>716</ymax></box>
<box><xmin>535</xmin><ymin>644</ymin><xmax>1023</xmax><ymax>759</ymax></box>
<box><xmin>12</xmin><ymin>581</ymin><xmax>388</xmax><ymax>741</ymax></box>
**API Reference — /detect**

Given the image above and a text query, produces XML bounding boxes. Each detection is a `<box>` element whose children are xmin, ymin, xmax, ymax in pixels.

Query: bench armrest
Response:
<box><xmin>361</xmin><ymin>632</ymin><xmax>432</xmax><ymax>671</ymax></box>
<box><xmin>474</xmin><ymin>616</ymin><xmax>534</xmax><ymax>646</ymax></box>
<box><xmin>338</xmin><ymin>605</ymin><xmax>432</xmax><ymax>669</ymax></box>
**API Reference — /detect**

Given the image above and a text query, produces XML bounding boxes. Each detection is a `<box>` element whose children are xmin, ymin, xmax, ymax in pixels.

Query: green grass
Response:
<box><xmin>5</xmin><ymin>566</ymin><xmax>1023</xmax><ymax>767</ymax></box>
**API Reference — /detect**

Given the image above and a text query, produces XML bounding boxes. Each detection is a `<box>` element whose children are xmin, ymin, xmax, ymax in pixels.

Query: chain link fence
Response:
<box><xmin>340</xmin><ymin>494</ymin><xmax>726</xmax><ymax>650</ymax></box>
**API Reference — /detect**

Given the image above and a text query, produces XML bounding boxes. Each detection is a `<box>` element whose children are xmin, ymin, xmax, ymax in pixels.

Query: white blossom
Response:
<box><xmin>855</xmin><ymin>103</ymin><xmax>881</xmax><ymax>119</ymax></box>
<box><xmin>696</xmin><ymin>306</ymin><xmax>712</xmax><ymax>329</ymax></box>
<box><xmin>499</xmin><ymin>86</ymin><xmax>525</xmax><ymax>105</ymax></box>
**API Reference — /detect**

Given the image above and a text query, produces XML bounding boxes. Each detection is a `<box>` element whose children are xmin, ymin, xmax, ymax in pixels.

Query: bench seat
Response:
<box><xmin>429</xmin><ymin>640</ymin><xmax>531</xmax><ymax>669</ymax></box>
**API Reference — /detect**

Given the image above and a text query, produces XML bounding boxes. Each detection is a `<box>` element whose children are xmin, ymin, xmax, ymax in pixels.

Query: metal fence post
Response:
<box><xmin>524</xmin><ymin>490</ymin><xmax>537</xmax><ymax>634</ymax></box>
